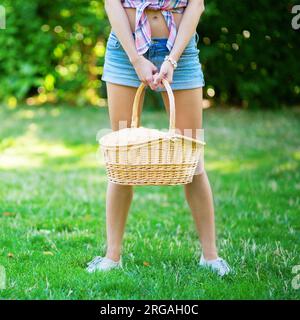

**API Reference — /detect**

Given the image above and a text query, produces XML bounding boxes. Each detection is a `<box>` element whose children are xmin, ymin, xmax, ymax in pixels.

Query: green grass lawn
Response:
<box><xmin>0</xmin><ymin>103</ymin><xmax>299</xmax><ymax>300</ymax></box>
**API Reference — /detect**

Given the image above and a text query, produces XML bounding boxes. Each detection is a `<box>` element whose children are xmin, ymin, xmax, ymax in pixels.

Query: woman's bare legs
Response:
<box><xmin>184</xmin><ymin>172</ymin><xmax>217</xmax><ymax>260</ymax></box>
<box><xmin>103</xmin><ymin>84</ymin><xmax>217</xmax><ymax>262</ymax></box>
<box><xmin>161</xmin><ymin>87</ymin><xmax>218</xmax><ymax>260</ymax></box>
<box><xmin>104</xmin><ymin>82</ymin><xmax>145</xmax><ymax>262</ymax></box>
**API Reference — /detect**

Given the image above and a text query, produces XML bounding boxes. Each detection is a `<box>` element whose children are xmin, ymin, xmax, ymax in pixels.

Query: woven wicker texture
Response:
<box><xmin>99</xmin><ymin>79</ymin><xmax>205</xmax><ymax>185</ymax></box>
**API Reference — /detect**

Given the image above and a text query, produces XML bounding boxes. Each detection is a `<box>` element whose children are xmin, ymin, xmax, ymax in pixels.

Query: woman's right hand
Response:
<box><xmin>131</xmin><ymin>56</ymin><xmax>159</xmax><ymax>90</ymax></box>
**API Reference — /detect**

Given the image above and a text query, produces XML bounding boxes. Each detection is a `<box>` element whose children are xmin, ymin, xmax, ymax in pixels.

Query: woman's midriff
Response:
<box><xmin>124</xmin><ymin>8</ymin><xmax>183</xmax><ymax>38</ymax></box>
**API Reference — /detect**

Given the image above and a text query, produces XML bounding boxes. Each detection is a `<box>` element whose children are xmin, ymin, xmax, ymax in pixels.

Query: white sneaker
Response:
<box><xmin>86</xmin><ymin>256</ymin><xmax>123</xmax><ymax>273</ymax></box>
<box><xmin>199</xmin><ymin>254</ymin><xmax>231</xmax><ymax>277</ymax></box>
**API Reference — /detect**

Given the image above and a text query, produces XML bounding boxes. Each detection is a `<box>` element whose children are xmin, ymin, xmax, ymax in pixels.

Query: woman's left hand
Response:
<box><xmin>153</xmin><ymin>60</ymin><xmax>174</xmax><ymax>89</ymax></box>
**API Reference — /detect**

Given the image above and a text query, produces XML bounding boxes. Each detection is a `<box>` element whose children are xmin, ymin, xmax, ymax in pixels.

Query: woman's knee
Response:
<box><xmin>193</xmin><ymin>156</ymin><xmax>205</xmax><ymax>176</ymax></box>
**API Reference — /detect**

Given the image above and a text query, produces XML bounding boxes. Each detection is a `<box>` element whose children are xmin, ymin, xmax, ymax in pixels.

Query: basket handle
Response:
<box><xmin>130</xmin><ymin>78</ymin><xmax>176</xmax><ymax>133</ymax></box>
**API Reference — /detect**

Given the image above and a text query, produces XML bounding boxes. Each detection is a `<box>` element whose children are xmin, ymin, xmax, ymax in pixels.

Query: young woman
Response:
<box><xmin>86</xmin><ymin>0</ymin><xmax>231</xmax><ymax>276</ymax></box>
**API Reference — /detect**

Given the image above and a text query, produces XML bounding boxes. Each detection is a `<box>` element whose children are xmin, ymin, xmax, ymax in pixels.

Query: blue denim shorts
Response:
<box><xmin>101</xmin><ymin>30</ymin><xmax>205</xmax><ymax>92</ymax></box>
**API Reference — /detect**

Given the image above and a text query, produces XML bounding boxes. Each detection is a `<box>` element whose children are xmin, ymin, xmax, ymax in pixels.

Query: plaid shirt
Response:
<box><xmin>121</xmin><ymin>0</ymin><xmax>188</xmax><ymax>55</ymax></box>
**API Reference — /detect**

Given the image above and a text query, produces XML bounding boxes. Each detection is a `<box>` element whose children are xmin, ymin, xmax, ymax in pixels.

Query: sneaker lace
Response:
<box><xmin>218</xmin><ymin>259</ymin><xmax>230</xmax><ymax>272</ymax></box>
<box><xmin>87</xmin><ymin>256</ymin><xmax>104</xmax><ymax>268</ymax></box>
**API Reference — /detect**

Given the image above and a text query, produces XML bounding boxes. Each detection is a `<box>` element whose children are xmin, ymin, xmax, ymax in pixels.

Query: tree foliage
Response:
<box><xmin>198</xmin><ymin>1</ymin><xmax>300</xmax><ymax>107</ymax></box>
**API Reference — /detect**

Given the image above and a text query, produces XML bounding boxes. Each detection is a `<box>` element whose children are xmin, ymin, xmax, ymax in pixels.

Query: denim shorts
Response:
<box><xmin>101</xmin><ymin>30</ymin><xmax>205</xmax><ymax>92</ymax></box>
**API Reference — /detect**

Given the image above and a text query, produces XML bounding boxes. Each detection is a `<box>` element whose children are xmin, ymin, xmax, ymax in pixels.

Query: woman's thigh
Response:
<box><xmin>106</xmin><ymin>82</ymin><xmax>146</xmax><ymax>131</ymax></box>
<box><xmin>160</xmin><ymin>87</ymin><xmax>203</xmax><ymax>136</ymax></box>
<box><xmin>161</xmin><ymin>87</ymin><xmax>204</xmax><ymax>175</ymax></box>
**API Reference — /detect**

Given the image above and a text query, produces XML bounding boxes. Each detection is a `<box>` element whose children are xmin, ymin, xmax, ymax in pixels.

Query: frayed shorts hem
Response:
<box><xmin>102</xmin><ymin>78</ymin><xmax>205</xmax><ymax>92</ymax></box>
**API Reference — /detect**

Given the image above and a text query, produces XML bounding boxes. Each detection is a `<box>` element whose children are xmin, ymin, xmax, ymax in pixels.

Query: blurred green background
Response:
<box><xmin>0</xmin><ymin>0</ymin><xmax>299</xmax><ymax>108</ymax></box>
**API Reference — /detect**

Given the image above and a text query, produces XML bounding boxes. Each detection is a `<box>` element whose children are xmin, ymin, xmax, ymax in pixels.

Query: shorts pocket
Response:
<box><xmin>106</xmin><ymin>32</ymin><xmax>121</xmax><ymax>50</ymax></box>
<box><xmin>181</xmin><ymin>35</ymin><xmax>200</xmax><ymax>57</ymax></box>
<box><xmin>195</xmin><ymin>31</ymin><xmax>200</xmax><ymax>46</ymax></box>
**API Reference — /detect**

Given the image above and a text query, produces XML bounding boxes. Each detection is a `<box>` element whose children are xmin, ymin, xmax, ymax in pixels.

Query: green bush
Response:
<box><xmin>0</xmin><ymin>0</ymin><xmax>299</xmax><ymax>108</ymax></box>
<box><xmin>0</xmin><ymin>0</ymin><xmax>107</xmax><ymax>105</ymax></box>
<box><xmin>198</xmin><ymin>0</ymin><xmax>300</xmax><ymax>107</ymax></box>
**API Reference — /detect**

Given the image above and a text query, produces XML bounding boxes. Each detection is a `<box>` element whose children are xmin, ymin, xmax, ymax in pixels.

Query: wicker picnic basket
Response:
<box><xmin>98</xmin><ymin>79</ymin><xmax>205</xmax><ymax>185</ymax></box>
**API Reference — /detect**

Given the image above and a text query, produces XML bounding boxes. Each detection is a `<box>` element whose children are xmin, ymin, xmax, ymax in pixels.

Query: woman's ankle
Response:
<box><xmin>105</xmin><ymin>249</ymin><xmax>122</xmax><ymax>262</ymax></box>
<box><xmin>203</xmin><ymin>252</ymin><xmax>218</xmax><ymax>260</ymax></box>
<box><xmin>201</xmin><ymin>247</ymin><xmax>218</xmax><ymax>260</ymax></box>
